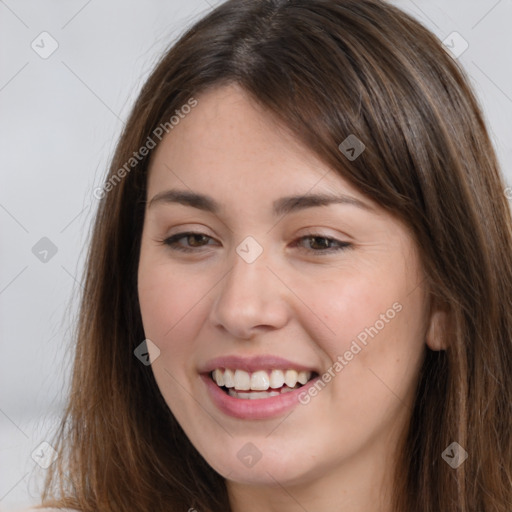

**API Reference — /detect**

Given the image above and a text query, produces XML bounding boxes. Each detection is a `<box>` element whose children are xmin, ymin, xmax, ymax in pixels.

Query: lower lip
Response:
<box><xmin>200</xmin><ymin>373</ymin><xmax>320</xmax><ymax>420</ymax></box>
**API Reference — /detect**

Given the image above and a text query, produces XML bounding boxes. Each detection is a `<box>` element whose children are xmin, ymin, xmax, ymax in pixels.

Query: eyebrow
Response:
<box><xmin>147</xmin><ymin>188</ymin><xmax>375</xmax><ymax>216</ymax></box>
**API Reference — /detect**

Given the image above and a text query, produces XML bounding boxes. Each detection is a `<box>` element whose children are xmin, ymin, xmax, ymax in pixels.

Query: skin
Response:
<box><xmin>137</xmin><ymin>83</ymin><xmax>446</xmax><ymax>512</ymax></box>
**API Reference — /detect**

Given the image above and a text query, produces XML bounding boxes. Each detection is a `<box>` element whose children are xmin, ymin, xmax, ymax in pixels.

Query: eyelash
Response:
<box><xmin>158</xmin><ymin>231</ymin><xmax>352</xmax><ymax>255</ymax></box>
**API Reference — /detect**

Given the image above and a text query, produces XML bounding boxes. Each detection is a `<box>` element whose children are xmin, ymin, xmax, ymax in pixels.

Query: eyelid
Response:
<box><xmin>158</xmin><ymin>230</ymin><xmax>352</xmax><ymax>255</ymax></box>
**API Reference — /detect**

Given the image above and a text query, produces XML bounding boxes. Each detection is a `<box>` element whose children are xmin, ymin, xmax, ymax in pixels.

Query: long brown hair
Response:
<box><xmin>38</xmin><ymin>0</ymin><xmax>512</xmax><ymax>510</ymax></box>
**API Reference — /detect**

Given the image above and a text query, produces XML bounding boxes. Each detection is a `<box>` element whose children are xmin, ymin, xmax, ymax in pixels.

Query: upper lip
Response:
<box><xmin>199</xmin><ymin>354</ymin><xmax>320</xmax><ymax>374</ymax></box>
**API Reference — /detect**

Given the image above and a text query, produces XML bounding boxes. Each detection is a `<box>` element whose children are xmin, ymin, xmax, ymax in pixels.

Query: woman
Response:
<box><xmin>25</xmin><ymin>0</ymin><xmax>512</xmax><ymax>510</ymax></box>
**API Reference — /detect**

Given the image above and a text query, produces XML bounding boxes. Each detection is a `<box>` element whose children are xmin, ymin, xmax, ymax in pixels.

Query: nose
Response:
<box><xmin>209</xmin><ymin>242</ymin><xmax>290</xmax><ymax>340</ymax></box>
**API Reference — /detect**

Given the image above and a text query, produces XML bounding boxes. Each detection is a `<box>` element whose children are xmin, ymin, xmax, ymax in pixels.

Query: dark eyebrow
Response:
<box><xmin>147</xmin><ymin>189</ymin><xmax>375</xmax><ymax>215</ymax></box>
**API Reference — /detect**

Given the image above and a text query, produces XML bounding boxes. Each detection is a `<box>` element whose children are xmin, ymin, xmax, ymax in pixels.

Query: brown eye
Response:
<box><xmin>161</xmin><ymin>232</ymin><xmax>216</xmax><ymax>253</ymax></box>
<box><xmin>185</xmin><ymin>234</ymin><xmax>210</xmax><ymax>247</ymax></box>
<box><xmin>293</xmin><ymin>235</ymin><xmax>352</xmax><ymax>254</ymax></box>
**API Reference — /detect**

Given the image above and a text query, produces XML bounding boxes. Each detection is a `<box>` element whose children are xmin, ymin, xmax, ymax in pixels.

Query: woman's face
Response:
<box><xmin>137</xmin><ymin>83</ymin><xmax>431</xmax><ymax>491</ymax></box>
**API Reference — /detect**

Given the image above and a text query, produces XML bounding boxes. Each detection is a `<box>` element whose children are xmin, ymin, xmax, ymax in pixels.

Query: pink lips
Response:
<box><xmin>201</xmin><ymin>373</ymin><xmax>320</xmax><ymax>420</ymax></box>
<box><xmin>198</xmin><ymin>354</ymin><xmax>320</xmax><ymax>420</ymax></box>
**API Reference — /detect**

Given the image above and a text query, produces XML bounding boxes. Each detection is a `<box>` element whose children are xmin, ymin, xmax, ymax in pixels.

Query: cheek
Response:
<box><xmin>137</xmin><ymin>255</ymin><xmax>212</xmax><ymax>362</ymax></box>
<box><xmin>137</xmin><ymin>256</ymin><xmax>213</xmax><ymax>415</ymax></box>
<box><xmin>299</xmin><ymin>269</ymin><xmax>400</xmax><ymax>353</ymax></box>
<box><xmin>299</xmin><ymin>262</ymin><xmax>425</xmax><ymax>392</ymax></box>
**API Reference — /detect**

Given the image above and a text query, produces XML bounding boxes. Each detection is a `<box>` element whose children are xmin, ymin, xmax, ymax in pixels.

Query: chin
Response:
<box><xmin>201</xmin><ymin>443</ymin><xmax>319</xmax><ymax>488</ymax></box>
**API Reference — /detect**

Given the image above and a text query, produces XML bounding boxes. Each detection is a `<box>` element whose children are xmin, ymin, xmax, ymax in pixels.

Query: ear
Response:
<box><xmin>425</xmin><ymin>304</ymin><xmax>449</xmax><ymax>351</ymax></box>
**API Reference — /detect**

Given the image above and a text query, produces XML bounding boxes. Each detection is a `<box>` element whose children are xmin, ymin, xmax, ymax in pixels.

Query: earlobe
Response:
<box><xmin>425</xmin><ymin>307</ymin><xmax>449</xmax><ymax>351</ymax></box>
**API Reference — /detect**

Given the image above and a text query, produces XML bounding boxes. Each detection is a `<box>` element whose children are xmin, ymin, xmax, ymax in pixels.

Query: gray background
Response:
<box><xmin>1</xmin><ymin>0</ymin><xmax>511</xmax><ymax>510</ymax></box>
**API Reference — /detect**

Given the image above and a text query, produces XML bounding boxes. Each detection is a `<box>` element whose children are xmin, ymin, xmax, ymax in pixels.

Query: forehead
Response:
<box><xmin>147</xmin><ymin>84</ymin><xmax>369</xmax><ymax>206</ymax></box>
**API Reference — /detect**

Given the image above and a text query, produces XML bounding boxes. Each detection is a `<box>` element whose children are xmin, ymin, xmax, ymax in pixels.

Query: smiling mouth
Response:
<box><xmin>210</xmin><ymin>368</ymin><xmax>319</xmax><ymax>399</ymax></box>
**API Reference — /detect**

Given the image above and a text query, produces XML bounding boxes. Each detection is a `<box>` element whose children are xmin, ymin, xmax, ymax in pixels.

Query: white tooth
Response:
<box><xmin>229</xmin><ymin>390</ymin><xmax>252</xmax><ymax>399</ymax></box>
<box><xmin>251</xmin><ymin>370</ymin><xmax>270</xmax><ymax>390</ymax></box>
<box><xmin>269</xmin><ymin>369</ymin><xmax>285</xmax><ymax>388</ymax></box>
<box><xmin>228</xmin><ymin>389</ymin><xmax>281</xmax><ymax>399</ymax></box>
<box><xmin>284</xmin><ymin>369</ymin><xmax>299</xmax><ymax>388</ymax></box>
<box><xmin>297</xmin><ymin>371</ymin><xmax>311</xmax><ymax>385</ymax></box>
<box><xmin>234</xmin><ymin>369</ymin><xmax>251</xmax><ymax>390</ymax></box>
<box><xmin>212</xmin><ymin>369</ymin><xmax>224</xmax><ymax>386</ymax></box>
<box><xmin>249</xmin><ymin>391</ymin><xmax>273</xmax><ymax>399</ymax></box>
<box><xmin>281</xmin><ymin>385</ymin><xmax>298</xmax><ymax>393</ymax></box>
<box><xmin>223</xmin><ymin>369</ymin><xmax>235</xmax><ymax>388</ymax></box>
<box><xmin>234</xmin><ymin>391</ymin><xmax>252</xmax><ymax>399</ymax></box>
